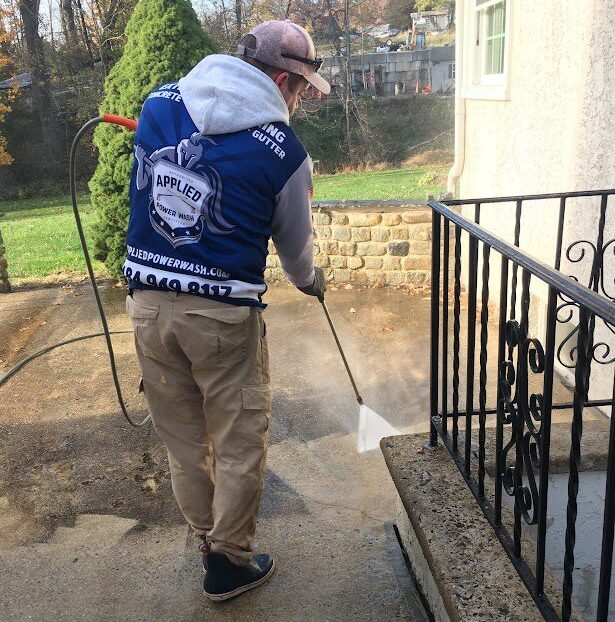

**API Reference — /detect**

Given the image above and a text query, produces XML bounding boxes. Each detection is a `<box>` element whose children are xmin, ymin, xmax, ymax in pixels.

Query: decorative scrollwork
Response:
<box><xmin>556</xmin><ymin>235</ymin><xmax>615</xmax><ymax>368</ymax></box>
<box><xmin>566</xmin><ymin>240</ymin><xmax>597</xmax><ymax>280</ymax></box>
<box><xmin>600</xmin><ymin>239</ymin><xmax>615</xmax><ymax>301</ymax></box>
<box><xmin>556</xmin><ymin>319</ymin><xmax>579</xmax><ymax>369</ymax></box>
<box><xmin>499</xmin><ymin>320</ymin><xmax>547</xmax><ymax>527</ymax></box>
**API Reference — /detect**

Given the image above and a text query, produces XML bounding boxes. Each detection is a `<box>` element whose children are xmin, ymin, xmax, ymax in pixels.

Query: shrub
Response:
<box><xmin>89</xmin><ymin>0</ymin><xmax>216</xmax><ymax>276</ymax></box>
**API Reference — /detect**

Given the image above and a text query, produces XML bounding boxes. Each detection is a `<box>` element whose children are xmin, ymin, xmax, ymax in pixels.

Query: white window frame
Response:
<box><xmin>463</xmin><ymin>0</ymin><xmax>512</xmax><ymax>101</ymax></box>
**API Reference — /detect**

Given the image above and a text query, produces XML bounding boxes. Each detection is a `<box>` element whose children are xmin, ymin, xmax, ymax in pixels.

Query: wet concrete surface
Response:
<box><xmin>0</xmin><ymin>282</ymin><xmax>430</xmax><ymax>621</ymax></box>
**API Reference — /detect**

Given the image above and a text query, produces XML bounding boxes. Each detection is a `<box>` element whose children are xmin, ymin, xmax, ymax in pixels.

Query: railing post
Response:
<box><xmin>429</xmin><ymin>209</ymin><xmax>441</xmax><ymax>447</ymax></box>
<box><xmin>561</xmin><ymin>306</ymin><xmax>592</xmax><ymax>622</ymax></box>
<box><xmin>535</xmin><ymin>285</ymin><xmax>557</xmax><ymax>595</ymax></box>
<box><xmin>452</xmin><ymin>225</ymin><xmax>462</xmax><ymax>451</ymax></box>
<box><xmin>478</xmin><ymin>243</ymin><xmax>490</xmax><ymax>499</ymax></box>
<box><xmin>596</xmin><ymin>376</ymin><xmax>615</xmax><ymax>621</ymax></box>
<box><xmin>465</xmin><ymin>233</ymin><xmax>479</xmax><ymax>476</ymax></box>
<box><xmin>441</xmin><ymin>219</ymin><xmax>450</xmax><ymax>437</ymax></box>
<box><xmin>495</xmin><ymin>256</ymin><xmax>509</xmax><ymax>525</ymax></box>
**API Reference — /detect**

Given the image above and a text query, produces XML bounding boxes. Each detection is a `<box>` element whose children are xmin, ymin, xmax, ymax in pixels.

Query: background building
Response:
<box><xmin>321</xmin><ymin>46</ymin><xmax>456</xmax><ymax>97</ymax></box>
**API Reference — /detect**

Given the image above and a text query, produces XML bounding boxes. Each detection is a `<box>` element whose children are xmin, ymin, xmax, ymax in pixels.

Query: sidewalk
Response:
<box><xmin>0</xmin><ymin>283</ymin><xmax>431</xmax><ymax>621</ymax></box>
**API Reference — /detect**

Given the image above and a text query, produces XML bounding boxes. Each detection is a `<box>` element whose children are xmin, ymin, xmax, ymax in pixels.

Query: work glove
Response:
<box><xmin>298</xmin><ymin>267</ymin><xmax>327</xmax><ymax>301</ymax></box>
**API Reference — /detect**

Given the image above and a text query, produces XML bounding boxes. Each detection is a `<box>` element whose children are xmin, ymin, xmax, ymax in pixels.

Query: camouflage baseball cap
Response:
<box><xmin>237</xmin><ymin>20</ymin><xmax>331</xmax><ymax>95</ymax></box>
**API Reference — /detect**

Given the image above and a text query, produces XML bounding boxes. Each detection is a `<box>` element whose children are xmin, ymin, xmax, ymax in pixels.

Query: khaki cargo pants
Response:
<box><xmin>126</xmin><ymin>289</ymin><xmax>271</xmax><ymax>566</ymax></box>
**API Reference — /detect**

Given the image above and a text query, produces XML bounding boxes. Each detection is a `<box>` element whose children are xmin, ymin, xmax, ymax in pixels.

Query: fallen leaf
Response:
<box><xmin>141</xmin><ymin>478</ymin><xmax>158</xmax><ymax>493</ymax></box>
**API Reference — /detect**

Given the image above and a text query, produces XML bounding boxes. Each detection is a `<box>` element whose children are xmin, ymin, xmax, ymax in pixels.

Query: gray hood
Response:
<box><xmin>178</xmin><ymin>54</ymin><xmax>289</xmax><ymax>135</ymax></box>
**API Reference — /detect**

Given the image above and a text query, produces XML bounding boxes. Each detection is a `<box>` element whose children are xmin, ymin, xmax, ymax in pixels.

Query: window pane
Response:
<box><xmin>495</xmin><ymin>2</ymin><xmax>505</xmax><ymax>35</ymax></box>
<box><xmin>484</xmin><ymin>1</ymin><xmax>506</xmax><ymax>75</ymax></box>
<box><xmin>487</xmin><ymin>5</ymin><xmax>495</xmax><ymax>36</ymax></box>
<box><xmin>485</xmin><ymin>34</ymin><xmax>505</xmax><ymax>74</ymax></box>
<box><xmin>497</xmin><ymin>37</ymin><xmax>504</xmax><ymax>72</ymax></box>
<box><xmin>487</xmin><ymin>2</ymin><xmax>505</xmax><ymax>37</ymax></box>
<box><xmin>486</xmin><ymin>38</ymin><xmax>494</xmax><ymax>73</ymax></box>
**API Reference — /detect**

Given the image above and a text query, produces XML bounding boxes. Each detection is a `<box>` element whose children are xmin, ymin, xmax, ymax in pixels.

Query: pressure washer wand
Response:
<box><xmin>319</xmin><ymin>297</ymin><xmax>363</xmax><ymax>405</ymax></box>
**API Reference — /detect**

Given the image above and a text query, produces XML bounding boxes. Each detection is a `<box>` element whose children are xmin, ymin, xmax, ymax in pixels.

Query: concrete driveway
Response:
<box><xmin>0</xmin><ymin>282</ymin><xmax>431</xmax><ymax>622</ymax></box>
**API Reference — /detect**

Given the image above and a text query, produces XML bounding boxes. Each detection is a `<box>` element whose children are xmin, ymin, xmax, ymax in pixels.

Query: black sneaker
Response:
<box><xmin>203</xmin><ymin>551</ymin><xmax>275</xmax><ymax>601</ymax></box>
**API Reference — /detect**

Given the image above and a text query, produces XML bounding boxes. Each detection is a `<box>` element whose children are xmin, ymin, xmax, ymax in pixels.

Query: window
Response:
<box><xmin>448</xmin><ymin>62</ymin><xmax>456</xmax><ymax>79</ymax></box>
<box><xmin>463</xmin><ymin>0</ymin><xmax>511</xmax><ymax>100</ymax></box>
<box><xmin>480</xmin><ymin>1</ymin><xmax>506</xmax><ymax>78</ymax></box>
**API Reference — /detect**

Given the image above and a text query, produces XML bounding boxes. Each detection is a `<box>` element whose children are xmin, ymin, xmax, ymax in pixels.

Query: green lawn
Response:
<box><xmin>0</xmin><ymin>193</ymin><xmax>107</xmax><ymax>280</ymax></box>
<box><xmin>0</xmin><ymin>165</ymin><xmax>445</xmax><ymax>281</ymax></box>
<box><xmin>313</xmin><ymin>165</ymin><xmax>447</xmax><ymax>201</ymax></box>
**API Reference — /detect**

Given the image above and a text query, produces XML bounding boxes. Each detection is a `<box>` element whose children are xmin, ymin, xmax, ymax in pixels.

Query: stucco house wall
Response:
<box><xmin>455</xmin><ymin>0</ymin><xmax>614</xmax><ymax>405</ymax></box>
<box><xmin>459</xmin><ymin>1</ymin><xmax>614</xmax><ymax>199</ymax></box>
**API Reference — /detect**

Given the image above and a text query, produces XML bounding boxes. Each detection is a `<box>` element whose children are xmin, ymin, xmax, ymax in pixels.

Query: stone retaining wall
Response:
<box><xmin>0</xmin><ymin>228</ymin><xmax>9</xmax><ymax>293</ymax></box>
<box><xmin>0</xmin><ymin>203</ymin><xmax>432</xmax><ymax>293</ymax></box>
<box><xmin>265</xmin><ymin>202</ymin><xmax>433</xmax><ymax>287</ymax></box>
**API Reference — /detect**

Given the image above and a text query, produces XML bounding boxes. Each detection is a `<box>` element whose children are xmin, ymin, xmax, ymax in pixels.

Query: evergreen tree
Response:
<box><xmin>89</xmin><ymin>0</ymin><xmax>216</xmax><ymax>276</ymax></box>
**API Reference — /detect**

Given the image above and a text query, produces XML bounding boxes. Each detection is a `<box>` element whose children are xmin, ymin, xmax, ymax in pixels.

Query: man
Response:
<box><xmin>123</xmin><ymin>20</ymin><xmax>330</xmax><ymax>600</ymax></box>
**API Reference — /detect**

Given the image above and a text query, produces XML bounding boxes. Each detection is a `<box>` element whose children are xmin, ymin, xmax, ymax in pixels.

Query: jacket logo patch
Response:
<box><xmin>134</xmin><ymin>132</ymin><xmax>235</xmax><ymax>248</ymax></box>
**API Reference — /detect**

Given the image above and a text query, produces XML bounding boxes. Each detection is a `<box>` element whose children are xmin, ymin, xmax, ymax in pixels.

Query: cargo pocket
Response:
<box><xmin>126</xmin><ymin>295</ymin><xmax>166</xmax><ymax>361</ymax></box>
<box><xmin>185</xmin><ymin>306</ymin><xmax>250</xmax><ymax>363</ymax></box>
<box><xmin>242</xmin><ymin>385</ymin><xmax>272</xmax><ymax>433</ymax></box>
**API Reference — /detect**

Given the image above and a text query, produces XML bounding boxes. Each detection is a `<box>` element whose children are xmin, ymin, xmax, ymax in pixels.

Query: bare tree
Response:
<box><xmin>75</xmin><ymin>0</ymin><xmax>95</xmax><ymax>64</ymax></box>
<box><xmin>60</xmin><ymin>0</ymin><xmax>78</xmax><ymax>48</ymax></box>
<box><xmin>18</xmin><ymin>0</ymin><xmax>59</xmax><ymax>150</ymax></box>
<box><xmin>235</xmin><ymin>0</ymin><xmax>242</xmax><ymax>37</ymax></box>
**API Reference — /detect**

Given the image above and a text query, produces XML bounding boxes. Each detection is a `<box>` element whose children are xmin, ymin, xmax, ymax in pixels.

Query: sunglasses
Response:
<box><xmin>281</xmin><ymin>52</ymin><xmax>323</xmax><ymax>72</ymax></box>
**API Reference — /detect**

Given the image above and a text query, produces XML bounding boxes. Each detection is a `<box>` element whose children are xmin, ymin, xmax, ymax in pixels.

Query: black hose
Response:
<box><xmin>68</xmin><ymin>117</ymin><xmax>150</xmax><ymax>427</ymax></box>
<box><xmin>0</xmin><ymin>330</ymin><xmax>132</xmax><ymax>386</ymax></box>
<box><xmin>0</xmin><ymin>118</ymin><xmax>151</xmax><ymax>427</ymax></box>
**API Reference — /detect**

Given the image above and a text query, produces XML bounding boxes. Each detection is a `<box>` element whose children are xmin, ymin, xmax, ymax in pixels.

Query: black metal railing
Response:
<box><xmin>427</xmin><ymin>190</ymin><xmax>615</xmax><ymax>622</ymax></box>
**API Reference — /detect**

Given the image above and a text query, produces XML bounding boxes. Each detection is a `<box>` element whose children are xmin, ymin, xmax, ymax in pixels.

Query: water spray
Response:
<box><xmin>319</xmin><ymin>297</ymin><xmax>398</xmax><ymax>452</ymax></box>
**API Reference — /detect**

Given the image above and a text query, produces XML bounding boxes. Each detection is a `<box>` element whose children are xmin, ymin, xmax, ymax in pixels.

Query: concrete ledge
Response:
<box><xmin>381</xmin><ymin>433</ymin><xmax>544</xmax><ymax>622</ymax></box>
<box><xmin>312</xmin><ymin>200</ymin><xmax>429</xmax><ymax>213</ymax></box>
<box><xmin>484</xmin><ymin>418</ymin><xmax>611</xmax><ymax>476</ymax></box>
